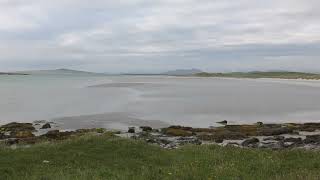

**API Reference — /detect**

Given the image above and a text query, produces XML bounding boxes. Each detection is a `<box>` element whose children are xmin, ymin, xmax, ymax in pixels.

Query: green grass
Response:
<box><xmin>196</xmin><ymin>71</ymin><xmax>320</xmax><ymax>80</ymax></box>
<box><xmin>1</xmin><ymin>135</ymin><xmax>320</xmax><ymax>180</ymax></box>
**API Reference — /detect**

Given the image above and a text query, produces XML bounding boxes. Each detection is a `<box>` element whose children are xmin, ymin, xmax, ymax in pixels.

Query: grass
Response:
<box><xmin>195</xmin><ymin>71</ymin><xmax>320</xmax><ymax>80</ymax></box>
<box><xmin>1</xmin><ymin>134</ymin><xmax>320</xmax><ymax>180</ymax></box>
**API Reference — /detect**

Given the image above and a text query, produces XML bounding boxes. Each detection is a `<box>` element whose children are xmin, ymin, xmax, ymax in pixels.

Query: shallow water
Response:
<box><xmin>1</xmin><ymin>74</ymin><xmax>320</xmax><ymax>130</ymax></box>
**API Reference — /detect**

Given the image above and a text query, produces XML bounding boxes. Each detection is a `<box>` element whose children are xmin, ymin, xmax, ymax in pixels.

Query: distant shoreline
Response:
<box><xmin>193</xmin><ymin>71</ymin><xmax>320</xmax><ymax>80</ymax></box>
<box><xmin>0</xmin><ymin>72</ymin><xmax>29</xmax><ymax>75</ymax></box>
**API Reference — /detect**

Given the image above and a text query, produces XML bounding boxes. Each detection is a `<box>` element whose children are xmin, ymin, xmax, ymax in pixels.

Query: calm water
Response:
<box><xmin>1</xmin><ymin>74</ymin><xmax>320</xmax><ymax>130</ymax></box>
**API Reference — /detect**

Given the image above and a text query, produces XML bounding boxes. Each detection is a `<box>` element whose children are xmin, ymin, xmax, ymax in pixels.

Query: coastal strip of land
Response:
<box><xmin>0</xmin><ymin>72</ymin><xmax>29</xmax><ymax>75</ymax></box>
<box><xmin>194</xmin><ymin>71</ymin><xmax>320</xmax><ymax>80</ymax></box>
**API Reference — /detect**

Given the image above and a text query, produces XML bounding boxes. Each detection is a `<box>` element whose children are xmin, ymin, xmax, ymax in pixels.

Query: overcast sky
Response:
<box><xmin>0</xmin><ymin>0</ymin><xmax>319</xmax><ymax>73</ymax></box>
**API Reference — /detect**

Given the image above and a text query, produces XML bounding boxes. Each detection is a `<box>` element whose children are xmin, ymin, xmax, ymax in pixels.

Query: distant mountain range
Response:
<box><xmin>164</xmin><ymin>69</ymin><xmax>203</xmax><ymax>76</ymax></box>
<box><xmin>0</xmin><ymin>72</ymin><xmax>29</xmax><ymax>75</ymax></box>
<box><xmin>18</xmin><ymin>69</ymin><xmax>105</xmax><ymax>76</ymax></box>
<box><xmin>122</xmin><ymin>69</ymin><xmax>203</xmax><ymax>76</ymax></box>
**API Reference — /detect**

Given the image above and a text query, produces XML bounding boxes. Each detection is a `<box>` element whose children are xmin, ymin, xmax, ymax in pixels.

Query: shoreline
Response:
<box><xmin>2</xmin><ymin>120</ymin><xmax>320</xmax><ymax>150</ymax></box>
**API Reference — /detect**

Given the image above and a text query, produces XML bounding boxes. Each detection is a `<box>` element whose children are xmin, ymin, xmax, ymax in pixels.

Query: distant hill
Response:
<box><xmin>165</xmin><ymin>69</ymin><xmax>203</xmax><ymax>76</ymax></box>
<box><xmin>19</xmin><ymin>69</ymin><xmax>105</xmax><ymax>76</ymax></box>
<box><xmin>195</xmin><ymin>71</ymin><xmax>320</xmax><ymax>80</ymax></box>
<box><xmin>0</xmin><ymin>72</ymin><xmax>29</xmax><ymax>75</ymax></box>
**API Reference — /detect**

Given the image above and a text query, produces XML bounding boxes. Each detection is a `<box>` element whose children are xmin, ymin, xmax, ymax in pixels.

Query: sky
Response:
<box><xmin>0</xmin><ymin>0</ymin><xmax>319</xmax><ymax>73</ymax></box>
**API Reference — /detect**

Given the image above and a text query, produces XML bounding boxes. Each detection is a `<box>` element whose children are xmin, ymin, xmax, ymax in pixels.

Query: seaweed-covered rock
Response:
<box><xmin>197</xmin><ymin>131</ymin><xmax>247</xmax><ymax>143</ymax></box>
<box><xmin>300</xmin><ymin>123</ymin><xmax>320</xmax><ymax>132</ymax></box>
<box><xmin>304</xmin><ymin>135</ymin><xmax>320</xmax><ymax>144</ymax></box>
<box><xmin>164</xmin><ymin>128</ymin><xmax>193</xmax><ymax>137</ymax></box>
<box><xmin>242</xmin><ymin>138</ymin><xmax>259</xmax><ymax>147</ymax></box>
<box><xmin>41</xmin><ymin>130</ymin><xmax>74</xmax><ymax>140</ymax></box>
<box><xmin>1</xmin><ymin>122</ymin><xmax>35</xmax><ymax>133</ymax></box>
<box><xmin>224</xmin><ymin>125</ymin><xmax>258</xmax><ymax>136</ymax></box>
<box><xmin>13</xmin><ymin>131</ymin><xmax>35</xmax><ymax>138</ymax></box>
<box><xmin>258</xmin><ymin>127</ymin><xmax>293</xmax><ymax>136</ymax></box>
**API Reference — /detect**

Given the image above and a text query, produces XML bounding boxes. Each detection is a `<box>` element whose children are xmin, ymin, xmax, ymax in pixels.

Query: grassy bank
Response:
<box><xmin>1</xmin><ymin>134</ymin><xmax>320</xmax><ymax>180</ymax></box>
<box><xmin>195</xmin><ymin>71</ymin><xmax>320</xmax><ymax>80</ymax></box>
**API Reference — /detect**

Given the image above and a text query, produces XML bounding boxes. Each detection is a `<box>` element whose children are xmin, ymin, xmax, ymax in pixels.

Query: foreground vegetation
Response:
<box><xmin>195</xmin><ymin>71</ymin><xmax>320</xmax><ymax>79</ymax></box>
<box><xmin>1</xmin><ymin>134</ymin><xmax>320</xmax><ymax>180</ymax></box>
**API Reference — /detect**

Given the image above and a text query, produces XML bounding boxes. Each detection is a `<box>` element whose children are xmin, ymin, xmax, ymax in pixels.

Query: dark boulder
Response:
<box><xmin>128</xmin><ymin>127</ymin><xmax>135</xmax><ymax>133</ymax></box>
<box><xmin>256</xmin><ymin>122</ymin><xmax>264</xmax><ymax>126</ymax></box>
<box><xmin>242</xmin><ymin>138</ymin><xmax>260</xmax><ymax>147</ymax></box>
<box><xmin>284</xmin><ymin>137</ymin><xmax>302</xmax><ymax>143</ymax></box>
<box><xmin>140</xmin><ymin>126</ymin><xmax>152</xmax><ymax>132</ymax></box>
<box><xmin>41</xmin><ymin>123</ymin><xmax>51</xmax><ymax>129</ymax></box>
<box><xmin>217</xmin><ymin>120</ymin><xmax>228</xmax><ymax>125</ymax></box>
<box><xmin>5</xmin><ymin>138</ymin><xmax>19</xmax><ymax>145</ymax></box>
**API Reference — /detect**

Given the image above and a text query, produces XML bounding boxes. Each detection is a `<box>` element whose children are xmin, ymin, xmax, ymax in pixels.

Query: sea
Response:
<box><xmin>1</xmin><ymin>74</ymin><xmax>320</xmax><ymax>130</ymax></box>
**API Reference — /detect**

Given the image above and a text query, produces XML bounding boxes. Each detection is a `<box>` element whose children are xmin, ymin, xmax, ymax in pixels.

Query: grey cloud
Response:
<box><xmin>0</xmin><ymin>0</ymin><xmax>319</xmax><ymax>72</ymax></box>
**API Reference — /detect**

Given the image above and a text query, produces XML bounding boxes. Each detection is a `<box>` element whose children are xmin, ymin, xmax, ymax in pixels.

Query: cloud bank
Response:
<box><xmin>0</xmin><ymin>0</ymin><xmax>319</xmax><ymax>73</ymax></box>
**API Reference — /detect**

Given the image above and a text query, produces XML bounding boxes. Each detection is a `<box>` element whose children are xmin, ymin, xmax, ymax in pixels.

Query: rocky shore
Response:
<box><xmin>2</xmin><ymin>121</ymin><xmax>320</xmax><ymax>150</ymax></box>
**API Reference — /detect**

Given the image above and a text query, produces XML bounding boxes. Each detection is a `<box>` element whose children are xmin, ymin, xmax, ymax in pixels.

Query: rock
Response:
<box><xmin>226</xmin><ymin>142</ymin><xmax>240</xmax><ymax>147</ymax></box>
<box><xmin>0</xmin><ymin>122</ymin><xmax>35</xmax><ymax>133</ymax></box>
<box><xmin>140</xmin><ymin>126</ymin><xmax>153</xmax><ymax>132</ymax></box>
<box><xmin>128</xmin><ymin>127</ymin><xmax>135</xmax><ymax>133</ymax></box>
<box><xmin>177</xmin><ymin>137</ymin><xmax>202</xmax><ymax>145</ymax></box>
<box><xmin>41</xmin><ymin>123</ymin><xmax>51</xmax><ymax>129</ymax></box>
<box><xmin>166</xmin><ymin>126</ymin><xmax>193</xmax><ymax>131</ymax></box>
<box><xmin>263</xmin><ymin>136</ymin><xmax>285</xmax><ymax>141</ymax></box>
<box><xmin>299</xmin><ymin>123</ymin><xmax>320</xmax><ymax>132</ymax></box>
<box><xmin>197</xmin><ymin>131</ymin><xmax>247</xmax><ymax>142</ymax></box>
<box><xmin>304</xmin><ymin>135</ymin><xmax>320</xmax><ymax>144</ymax></box>
<box><xmin>96</xmin><ymin>128</ymin><xmax>105</xmax><ymax>133</ymax></box>
<box><xmin>241</xmin><ymin>138</ymin><xmax>259</xmax><ymax>147</ymax></box>
<box><xmin>163</xmin><ymin>128</ymin><xmax>193</xmax><ymax>137</ymax></box>
<box><xmin>256</xmin><ymin>122</ymin><xmax>263</xmax><ymax>126</ymax></box>
<box><xmin>258</xmin><ymin>127</ymin><xmax>293</xmax><ymax>136</ymax></box>
<box><xmin>224</xmin><ymin>125</ymin><xmax>258</xmax><ymax>136</ymax></box>
<box><xmin>5</xmin><ymin>138</ymin><xmax>19</xmax><ymax>145</ymax></box>
<box><xmin>13</xmin><ymin>131</ymin><xmax>35</xmax><ymax>138</ymax></box>
<box><xmin>41</xmin><ymin>130</ymin><xmax>74</xmax><ymax>140</ymax></box>
<box><xmin>284</xmin><ymin>137</ymin><xmax>302</xmax><ymax>143</ymax></box>
<box><xmin>259</xmin><ymin>141</ymin><xmax>284</xmax><ymax>149</ymax></box>
<box><xmin>217</xmin><ymin>120</ymin><xmax>228</xmax><ymax>125</ymax></box>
